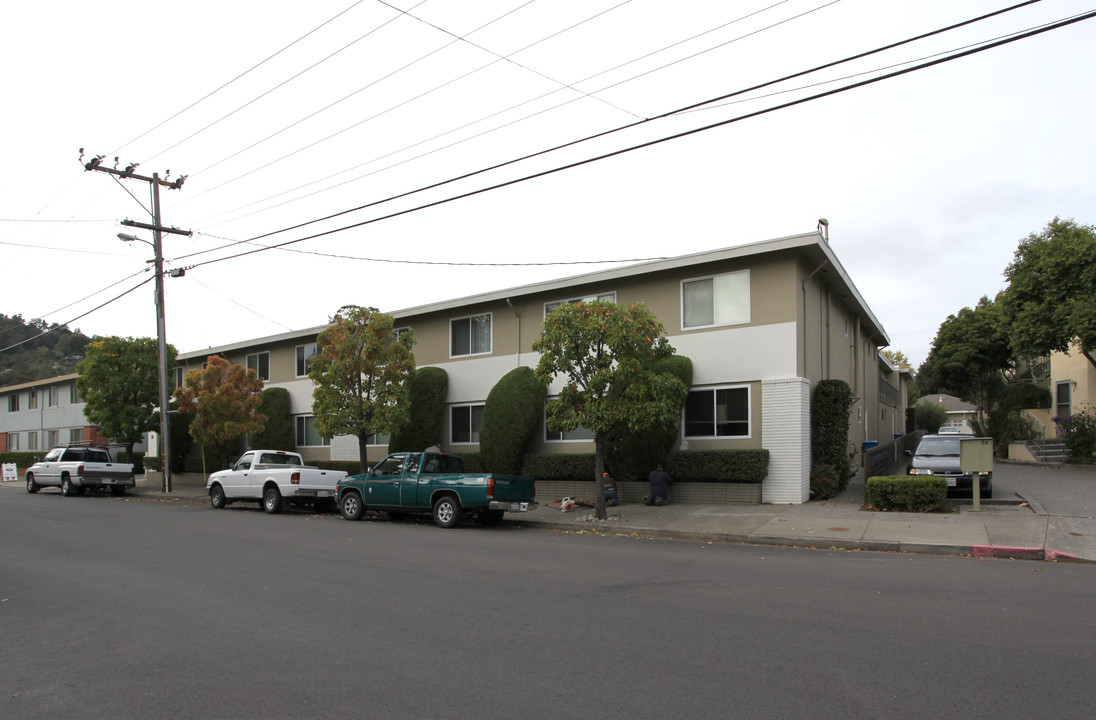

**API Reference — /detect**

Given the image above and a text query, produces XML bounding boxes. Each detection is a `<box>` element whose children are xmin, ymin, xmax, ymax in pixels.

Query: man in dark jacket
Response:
<box><xmin>645</xmin><ymin>463</ymin><xmax>672</xmax><ymax>506</ymax></box>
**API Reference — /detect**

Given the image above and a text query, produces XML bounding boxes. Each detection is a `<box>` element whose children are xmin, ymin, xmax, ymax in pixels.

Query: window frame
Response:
<box><xmin>294</xmin><ymin>415</ymin><xmax>330</xmax><ymax>447</ymax></box>
<box><xmin>7</xmin><ymin>432</ymin><xmax>19</xmax><ymax>451</ymax></box>
<box><xmin>543</xmin><ymin>403</ymin><xmax>595</xmax><ymax>443</ymax></box>
<box><xmin>544</xmin><ymin>292</ymin><xmax>616</xmax><ymax>317</ymax></box>
<box><xmin>7</xmin><ymin>394</ymin><xmax>18</xmax><ymax>412</ymax></box>
<box><xmin>48</xmin><ymin>386</ymin><xmax>60</xmax><ymax>407</ymax></box>
<box><xmin>681</xmin><ymin>269</ymin><xmax>750</xmax><ymax>330</ymax></box>
<box><xmin>296</xmin><ymin>343</ymin><xmax>319</xmax><ymax>377</ymax></box>
<box><xmin>29</xmin><ymin>390</ymin><xmax>38</xmax><ymax>410</ymax></box>
<box><xmin>27</xmin><ymin>431</ymin><xmax>38</xmax><ymax>451</ymax></box>
<box><xmin>682</xmin><ymin>384</ymin><xmax>752</xmax><ymax>439</ymax></box>
<box><xmin>449</xmin><ymin>313</ymin><xmax>492</xmax><ymax>358</ymax></box>
<box><xmin>450</xmin><ymin>403</ymin><xmax>485</xmax><ymax>445</ymax></box>
<box><xmin>247</xmin><ymin>351</ymin><xmax>270</xmax><ymax>381</ymax></box>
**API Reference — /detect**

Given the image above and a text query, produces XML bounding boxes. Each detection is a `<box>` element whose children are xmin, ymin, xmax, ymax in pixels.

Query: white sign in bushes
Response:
<box><xmin>2</xmin><ymin>463</ymin><xmax>17</xmax><ymax>482</ymax></box>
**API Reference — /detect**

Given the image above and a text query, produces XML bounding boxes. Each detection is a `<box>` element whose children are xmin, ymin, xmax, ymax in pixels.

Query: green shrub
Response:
<box><xmin>0</xmin><ymin>451</ymin><xmax>41</xmax><ymax>468</ymax></box>
<box><xmin>480</xmin><ymin>367</ymin><xmax>547</xmax><ymax>474</ymax></box>
<box><xmin>666</xmin><ymin>449</ymin><xmax>768</xmax><ymax>483</ymax></box>
<box><xmin>315</xmin><ymin>460</ymin><xmax>363</xmax><ymax>475</ymax></box>
<box><xmin>866</xmin><ymin>475</ymin><xmax>947</xmax><ymax>512</ymax></box>
<box><xmin>810</xmin><ymin>463</ymin><xmax>840</xmax><ymax>500</ymax></box>
<box><xmin>914</xmin><ymin>401</ymin><xmax>948</xmax><ymax>434</ymax></box>
<box><xmin>251</xmin><ymin>387</ymin><xmax>295</xmax><ymax>451</ymax></box>
<box><xmin>389</xmin><ymin>367</ymin><xmax>448</xmax><ymax>452</ymax></box>
<box><xmin>1055</xmin><ymin>406</ymin><xmax>1096</xmax><ymax>463</ymax></box>
<box><xmin>521</xmin><ymin>453</ymin><xmax>596</xmax><ymax>480</ymax></box>
<box><xmin>606</xmin><ymin>354</ymin><xmax>693</xmax><ymax>480</ymax></box>
<box><xmin>812</xmin><ymin>379</ymin><xmax>853</xmax><ymax>487</ymax></box>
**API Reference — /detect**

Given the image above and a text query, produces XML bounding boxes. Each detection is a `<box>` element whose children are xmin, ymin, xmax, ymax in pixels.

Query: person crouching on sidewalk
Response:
<box><xmin>644</xmin><ymin>463</ymin><xmax>672</xmax><ymax>506</ymax></box>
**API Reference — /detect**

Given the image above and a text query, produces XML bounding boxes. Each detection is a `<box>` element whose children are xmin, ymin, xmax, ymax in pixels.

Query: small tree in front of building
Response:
<box><xmin>174</xmin><ymin>355</ymin><xmax>266</xmax><ymax>471</ymax></box>
<box><xmin>76</xmin><ymin>336</ymin><xmax>178</xmax><ymax>465</ymax></box>
<box><xmin>308</xmin><ymin>306</ymin><xmax>415</xmax><ymax>473</ymax></box>
<box><xmin>533</xmin><ymin>301</ymin><xmax>688</xmax><ymax>519</ymax></box>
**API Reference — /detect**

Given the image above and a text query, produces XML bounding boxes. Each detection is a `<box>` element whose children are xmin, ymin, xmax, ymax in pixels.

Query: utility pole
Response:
<box><xmin>82</xmin><ymin>151</ymin><xmax>191</xmax><ymax>493</ymax></box>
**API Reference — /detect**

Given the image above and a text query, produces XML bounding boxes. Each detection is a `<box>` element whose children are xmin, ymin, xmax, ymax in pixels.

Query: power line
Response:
<box><xmin>183</xmin><ymin>8</ymin><xmax>1096</xmax><ymax>273</ymax></box>
<box><xmin>175</xmin><ymin>0</ymin><xmax>1044</xmax><ymax>263</ymax></box>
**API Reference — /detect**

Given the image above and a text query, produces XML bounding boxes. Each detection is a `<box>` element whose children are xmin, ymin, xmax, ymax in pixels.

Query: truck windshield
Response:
<box><xmin>259</xmin><ymin>453</ymin><xmax>301</xmax><ymax>466</ymax></box>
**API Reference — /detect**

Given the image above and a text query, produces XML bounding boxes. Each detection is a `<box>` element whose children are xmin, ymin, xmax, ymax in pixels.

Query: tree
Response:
<box><xmin>76</xmin><ymin>336</ymin><xmax>178</xmax><ymax>464</ymax></box>
<box><xmin>1002</xmin><ymin>217</ymin><xmax>1096</xmax><ymax>370</ymax></box>
<box><xmin>174</xmin><ymin>355</ymin><xmax>265</xmax><ymax>470</ymax></box>
<box><xmin>308</xmin><ymin>306</ymin><xmax>415</xmax><ymax>473</ymax></box>
<box><xmin>881</xmin><ymin>349</ymin><xmax>911</xmax><ymax>368</ymax></box>
<box><xmin>922</xmin><ymin>295</ymin><xmax>1011</xmax><ymax>423</ymax></box>
<box><xmin>533</xmin><ymin>301</ymin><xmax>688</xmax><ymax>519</ymax></box>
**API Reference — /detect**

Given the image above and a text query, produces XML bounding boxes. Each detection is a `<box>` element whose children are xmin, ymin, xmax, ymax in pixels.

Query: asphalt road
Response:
<box><xmin>3</xmin><ymin>489</ymin><xmax>1095</xmax><ymax>720</ymax></box>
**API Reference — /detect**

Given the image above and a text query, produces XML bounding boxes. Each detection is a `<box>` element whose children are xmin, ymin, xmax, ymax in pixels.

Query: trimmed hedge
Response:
<box><xmin>606</xmin><ymin>354</ymin><xmax>693</xmax><ymax>481</ymax></box>
<box><xmin>0</xmin><ymin>451</ymin><xmax>40</xmax><ymax>468</ymax></box>
<box><xmin>315</xmin><ymin>460</ymin><xmax>364</xmax><ymax>475</ymax></box>
<box><xmin>866</xmin><ymin>475</ymin><xmax>947</xmax><ymax>512</ymax></box>
<box><xmin>388</xmin><ymin>367</ymin><xmax>448</xmax><ymax>452</ymax></box>
<box><xmin>479</xmin><ymin>366</ymin><xmax>547</xmax><ymax>474</ymax></box>
<box><xmin>520</xmin><ymin>450</ymin><xmax>768</xmax><ymax>483</ymax></box>
<box><xmin>812</xmin><ymin>379</ymin><xmax>853</xmax><ymax>486</ymax></box>
<box><xmin>250</xmin><ymin>387</ymin><xmax>295</xmax><ymax>452</ymax></box>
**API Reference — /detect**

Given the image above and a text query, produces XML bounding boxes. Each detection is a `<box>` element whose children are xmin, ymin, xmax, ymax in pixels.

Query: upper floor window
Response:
<box><xmin>7</xmin><ymin>395</ymin><xmax>18</xmax><ymax>412</ymax></box>
<box><xmin>545</xmin><ymin>292</ymin><xmax>616</xmax><ymax>316</ymax></box>
<box><xmin>451</xmin><ymin>404</ymin><xmax>484</xmax><ymax>444</ymax></box>
<box><xmin>48</xmin><ymin>386</ymin><xmax>60</xmax><ymax>407</ymax></box>
<box><xmin>682</xmin><ymin>270</ymin><xmax>749</xmax><ymax>329</ymax></box>
<box><xmin>70</xmin><ymin>384</ymin><xmax>81</xmax><ymax>404</ymax></box>
<box><xmin>29</xmin><ymin>391</ymin><xmax>38</xmax><ymax>410</ymax></box>
<box><xmin>247</xmin><ymin>352</ymin><xmax>270</xmax><ymax>381</ymax></box>
<box><xmin>450</xmin><ymin>314</ymin><xmax>491</xmax><ymax>357</ymax></box>
<box><xmin>173</xmin><ymin>367</ymin><xmax>184</xmax><ymax>389</ymax></box>
<box><xmin>294</xmin><ymin>415</ymin><xmax>330</xmax><ymax>447</ymax></box>
<box><xmin>296</xmin><ymin>343</ymin><xmax>319</xmax><ymax>377</ymax></box>
<box><xmin>392</xmin><ymin>326</ymin><xmax>412</xmax><ymax>344</ymax></box>
<box><xmin>684</xmin><ymin>386</ymin><xmax>750</xmax><ymax>438</ymax></box>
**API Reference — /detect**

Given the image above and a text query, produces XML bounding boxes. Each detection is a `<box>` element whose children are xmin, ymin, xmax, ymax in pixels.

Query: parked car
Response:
<box><xmin>205</xmin><ymin>450</ymin><xmax>348</xmax><ymax>513</ymax></box>
<box><xmin>936</xmin><ymin>426</ymin><xmax>961</xmax><ymax>434</ymax></box>
<box><xmin>25</xmin><ymin>443</ymin><xmax>135</xmax><ymax>497</ymax></box>
<box><xmin>905</xmin><ymin>434</ymin><xmax>992</xmax><ymax>497</ymax></box>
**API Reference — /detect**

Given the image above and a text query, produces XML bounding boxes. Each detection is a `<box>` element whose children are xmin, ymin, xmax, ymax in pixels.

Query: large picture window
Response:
<box><xmin>684</xmin><ymin>386</ymin><xmax>750</xmax><ymax>438</ymax></box>
<box><xmin>450</xmin><ymin>314</ymin><xmax>491</xmax><ymax>357</ymax></box>
<box><xmin>451</xmin><ymin>404</ymin><xmax>484</xmax><ymax>444</ymax></box>
<box><xmin>295</xmin><ymin>415</ymin><xmax>330</xmax><ymax>447</ymax></box>
<box><xmin>247</xmin><ymin>352</ymin><xmax>270</xmax><ymax>381</ymax></box>
<box><xmin>296</xmin><ymin>343</ymin><xmax>318</xmax><ymax>377</ymax></box>
<box><xmin>682</xmin><ymin>270</ymin><xmax>749</xmax><ymax>328</ymax></box>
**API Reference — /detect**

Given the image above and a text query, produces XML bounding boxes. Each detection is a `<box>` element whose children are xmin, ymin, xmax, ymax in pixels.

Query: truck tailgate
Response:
<box><xmin>490</xmin><ymin>475</ymin><xmax>536</xmax><ymax>502</ymax></box>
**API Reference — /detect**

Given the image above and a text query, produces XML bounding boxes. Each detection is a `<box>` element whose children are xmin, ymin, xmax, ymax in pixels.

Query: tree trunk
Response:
<box><xmin>358</xmin><ymin>432</ymin><xmax>370</xmax><ymax>474</ymax></box>
<box><xmin>594</xmin><ymin>435</ymin><xmax>607</xmax><ymax>520</ymax></box>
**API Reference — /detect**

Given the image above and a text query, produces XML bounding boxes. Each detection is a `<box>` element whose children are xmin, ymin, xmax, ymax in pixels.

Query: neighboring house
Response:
<box><xmin>174</xmin><ymin>230</ymin><xmax>903</xmax><ymax>504</ymax></box>
<box><xmin>0</xmin><ymin>374</ymin><xmax>122</xmax><ymax>456</ymax></box>
<box><xmin>913</xmin><ymin>393</ymin><xmax>977</xmax><ymax>434</ymax></box>
<box><xmin>1021</xmin><ymin>345</ymin><xmax>1096</xmax><ymax>440</ymax></box>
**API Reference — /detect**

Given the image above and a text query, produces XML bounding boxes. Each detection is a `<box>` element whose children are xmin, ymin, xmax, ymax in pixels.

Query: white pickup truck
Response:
<box><xmin>25</xmin><ymin>444</ymin><xmax>136</xmax><ymax>497</ymax></box>
<box><xmin>206</xmin><ymin>450</ymin><xmax>348</xmax><ymax>514</ymax></box>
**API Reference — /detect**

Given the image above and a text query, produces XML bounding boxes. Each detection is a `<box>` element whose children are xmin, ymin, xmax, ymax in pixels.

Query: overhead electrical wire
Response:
<box><xmin>174</xmin><ymin>0</ymin><xmax>1046</xmax><ymax>263</ymax></box>
<box><xmin>179</xmin><ymin>8</ymin><xmax>1096</xmax><ymax>273</ymax></box>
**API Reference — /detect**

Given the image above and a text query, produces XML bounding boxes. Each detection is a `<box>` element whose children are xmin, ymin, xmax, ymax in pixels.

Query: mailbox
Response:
<box><xmin>959</xmin><ymin>437</ymin><xmax>993</xmax><ymax>474</ymax></box>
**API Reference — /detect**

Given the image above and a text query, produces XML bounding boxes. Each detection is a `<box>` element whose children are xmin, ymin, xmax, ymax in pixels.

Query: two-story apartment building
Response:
<box><xmin>175</xmin><ymin>230</ymin><xmax>904</xmax><ymax>504</ymax></box>
<box><xmin>0</xmin><ymin>374</ymin><xmax>114</xmax><ymax>455</ymax></box>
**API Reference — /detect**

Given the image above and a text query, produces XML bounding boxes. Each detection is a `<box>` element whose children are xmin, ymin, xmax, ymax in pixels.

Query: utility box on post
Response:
<box><xmin>960</xmin><ymin>437</ymin><xmax>993</xmax><ymax>510</ymax></box>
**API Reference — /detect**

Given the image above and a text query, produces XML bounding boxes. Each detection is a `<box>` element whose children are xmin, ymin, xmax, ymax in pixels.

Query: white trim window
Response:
<box><xmin>247</xmin><ymin>352</ymin><xmax>270</xmax><ymax>381</ymax></box>
<box><xmin>296</xmin><ymin>343</ymin><xmax>319</xmax><ymax>377</ymax></box>
<box><xmin>544</xmin><ymin>292</ymin><xmax>616</xmax><ymax>316</ymax></box>
<box><xmin>295</xmin><ymin>415</ymin><xmax>330</xmax><ymax>447</ymax></box>
<box><xmin>69</xmin><ymin>428</ymin><xmax>83</xmax><ymax>444</ymax></box>
<box><xmin>7</xmin><ymin>394</ymin><xmax>18</xmax><ymax>412</ymax></box>
<box><xmin>48</xmin><ymin>386</ymin><xmax>60</xmax><ymax>407</ymax></box>
<box><xmin>29</xmin><ymin>390</ymin><xmax>38</xmax><ymax>410</ymax></box>
<box><xmin>46</xmin><ymin>430</ymin><xmax>58</xmax><ymax>448</ymax></box>
<box><xmin>70</xmin><ymin>384</ymin><xmax>81</xmax><ymax>403</ymax></box>
<box><xmin>7</xmin><ymin>432</ymin><xmax>18</xmax><ymax>450</ymax></box>
<box><xmin>450</xmin><ymin>404</ymin><xmax>484</xmax><ymax>444</ymax></box>
<box><xmin>364</xmin><ymin>433</ymin><xmax>390</xmax><ymax>447</ymax></box>
<box><xmin>682</xmin><ymin>270</ymin><xmax>749</xmax><ymax>329</ymax></box>
<box><xmin>450</xmin><ymin>314</ymin><xmax>491</xmax><ymax>357</ymax></box>
<box><xmin>27</xmin><ymin>431</ymin><xmax>38</xmax><ymax>450</ymax></box>
<box><xmin>684</xmin><ymin>385</ymin><xmax>750</xmax><ymax>438</ymax></box>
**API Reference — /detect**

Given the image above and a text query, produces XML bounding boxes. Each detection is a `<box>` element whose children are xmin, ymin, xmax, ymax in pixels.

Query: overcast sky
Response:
<box><xmin>3</xmin><ymin>0</ymin><xmax>1094</xmax><ymax>369</ymax></box>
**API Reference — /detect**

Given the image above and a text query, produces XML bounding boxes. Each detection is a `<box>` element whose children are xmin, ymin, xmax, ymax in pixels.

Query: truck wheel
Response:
<box><xmin>340</xmin><ymin>492</ymin><xmax>364</xmax><ymax>521</ymax></box>
<box><xmin>432</xmin><ymin>495</ymin><xmax>462</xmax><ymax>528</ymax></box>
<box><xmin>26</xmin><ymin>474</ymin><xmax>39</xmax><ymax>494</ymax></box>
<box><xmin>209</xmin><ymin>484</ymin><xmax>227</xmax><ymax>509</ymax></box>
<box><xmin>262</xmin><ymin>486</ymin><xmax>283</xmax><ymax>514</ymax></box>
<box><xmin>61</xmin><ymin>475</ymin><xmax>76</xmax><ymax>497</ymax></box>
<box><xmin>477</xmin><ymin>510</ymin><xmax>505</xmax><ymax>526</ymax></box>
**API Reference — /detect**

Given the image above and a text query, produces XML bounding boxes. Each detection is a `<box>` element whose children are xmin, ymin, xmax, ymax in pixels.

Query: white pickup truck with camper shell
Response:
<box><xmin>25</xmin><ymin>443</ymin><xmax>136</xmax><ymax>497</ymax></box>
<box><xmin>205</xmin><ymin>450</ymin><xmax>348</xmax><ymax>513</ymax></box>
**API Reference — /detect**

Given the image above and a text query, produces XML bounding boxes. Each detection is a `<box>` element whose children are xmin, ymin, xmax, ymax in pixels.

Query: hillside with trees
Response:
<box><xmin>0</xmin><ymin>314</ymin><xmax>92</xmax><ymax>386</ymax></box>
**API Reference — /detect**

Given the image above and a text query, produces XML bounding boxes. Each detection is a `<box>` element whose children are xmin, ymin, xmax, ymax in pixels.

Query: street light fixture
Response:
<box><xmin>119</xmin><ymin>231</ymin><xmax>173</xmax><ymax>493</ymax></box>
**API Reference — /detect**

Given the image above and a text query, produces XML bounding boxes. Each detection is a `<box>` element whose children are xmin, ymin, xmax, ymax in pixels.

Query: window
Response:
<box><xmin>295</xmin><ymin>416</ymin><xmax>330</xmax><ymax>447</ymax></box>
<box><xmin>29</xmin><ymin>391</ymin><xmax>38</xmax><ymax>410</ymax></box>
<box><xmin>27</xmin><ymin>431</ymin><xmax>37</xmax><ymax>450</ymax></box>
<box><xmin>450</xmin><ymin>314</ymin><xmax>491</xmax><ymax>357</ymax></box>
<box><xmin>173</xmin><ymin>367</ymin><xmax>184</xmax><ymax>389</ymax></box>
<box><xmin>69</xmin><ymin>429</ymin><xmax>83</xmax><ymax>444</ymax></box>
<box><xmin>365</xmin><ymin>433</ymin><xmax>390</xmax><ymax>446</ymax></box>
<box><xmin>545</xmin><ymin>292</ymin><xmax>616</xmax><ymax>315</ymax></box>
<box><xmin>48</xmin><ymin>386</ymin><xmax>60</xmax><ymax>407</ymax></box>
<box><xmin>451</xmin><ymin>404</ymin><xmax>484</xmax><ymax>444</ymax></box>
<box><xmin>46</xmin><ymin>430</ymin><xmax>58</xmax><ymax>448</ymax></box>
<box><xmin>1056</xmin><ymin>381</ymin><xmax>1072</xmax><ymax>420</ymax></box>
<box><xmin>7</xmin><ymin>433</ymin><xmax>18</xmax><ymax>451</ymax></box>
<box><xmin>7</xmin><ymin>395</ymin><xmax>18</xmax><ymax>412</ymax></box>
<box><xmin>247</xmin><ymin>352</ymin><xmax>270</xmax><ymax>381</ymax></box>
<box><xmin>392</xmin><ymin>326</ymin><xmax>412</xmax><ymax>344</ymax></box>
<box><xmin>545</xmin><ymin>422</ymin><xmax>595</xmax><ymax>443</ymax></box>
<box><xmin>296</xmin><ymin>343</ymin><xmax>319</xmax><ymax>377</ymax></box>
<box><xmin>682</xmin><ymin>270</ymin><xmax>749</xmax><ymax>328</ymax></box>
<box><xmin>70</xmin><ymin>384</ymin><xmax>81</xmax><ymax>403</ymax></box>
<box><xmin>684</xmin><ymin>386</ymin><xmax>750</xmax><ymax>438</ymax></box>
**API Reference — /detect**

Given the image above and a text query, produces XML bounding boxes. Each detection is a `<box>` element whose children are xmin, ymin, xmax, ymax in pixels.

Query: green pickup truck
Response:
<box><xmin>336</xmin><ymin>451</ymin><xmax>537</xmax><ymax>528</ymax></box>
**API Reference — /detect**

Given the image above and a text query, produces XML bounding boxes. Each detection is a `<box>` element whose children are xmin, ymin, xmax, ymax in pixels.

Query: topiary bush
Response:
<box><xmin>606</xmin><ymin>354</ymin><xmax>693</xmax><ymax>480</ymax></box>
<box><xmin>667</xmin><ymin>449</ymin><xmax>768</xmax><ymax>482</ymax></box>
<box><xmin>479</xmin><ymin>366</ymin><xmax>547</xmax><ymax>474</ymax></box>
<box><xmin>388</xmin><ymin>366</ymin><xmax>448</xmax><ymax>452</ymax></box>
<box><xmin>250</xmin><ymin>387</ymin><xmax>295</xmax><ymax>451</ymax></box>
<box><xmin>866</xmin><ymin>475</ymin><xmax>947</xmax><ymax>512</ymax></box>
<box><xmin>812</xmin><ymin>379</ymin><xmax>853</xmax><ymax>487</ymax></box>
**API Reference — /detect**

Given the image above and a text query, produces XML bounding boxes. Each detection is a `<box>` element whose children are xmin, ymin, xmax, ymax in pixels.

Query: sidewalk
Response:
<box><xmin>127</xmin><ymin>470</ymin><xmax>1096</xmax><ymax>564</ymax></box>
